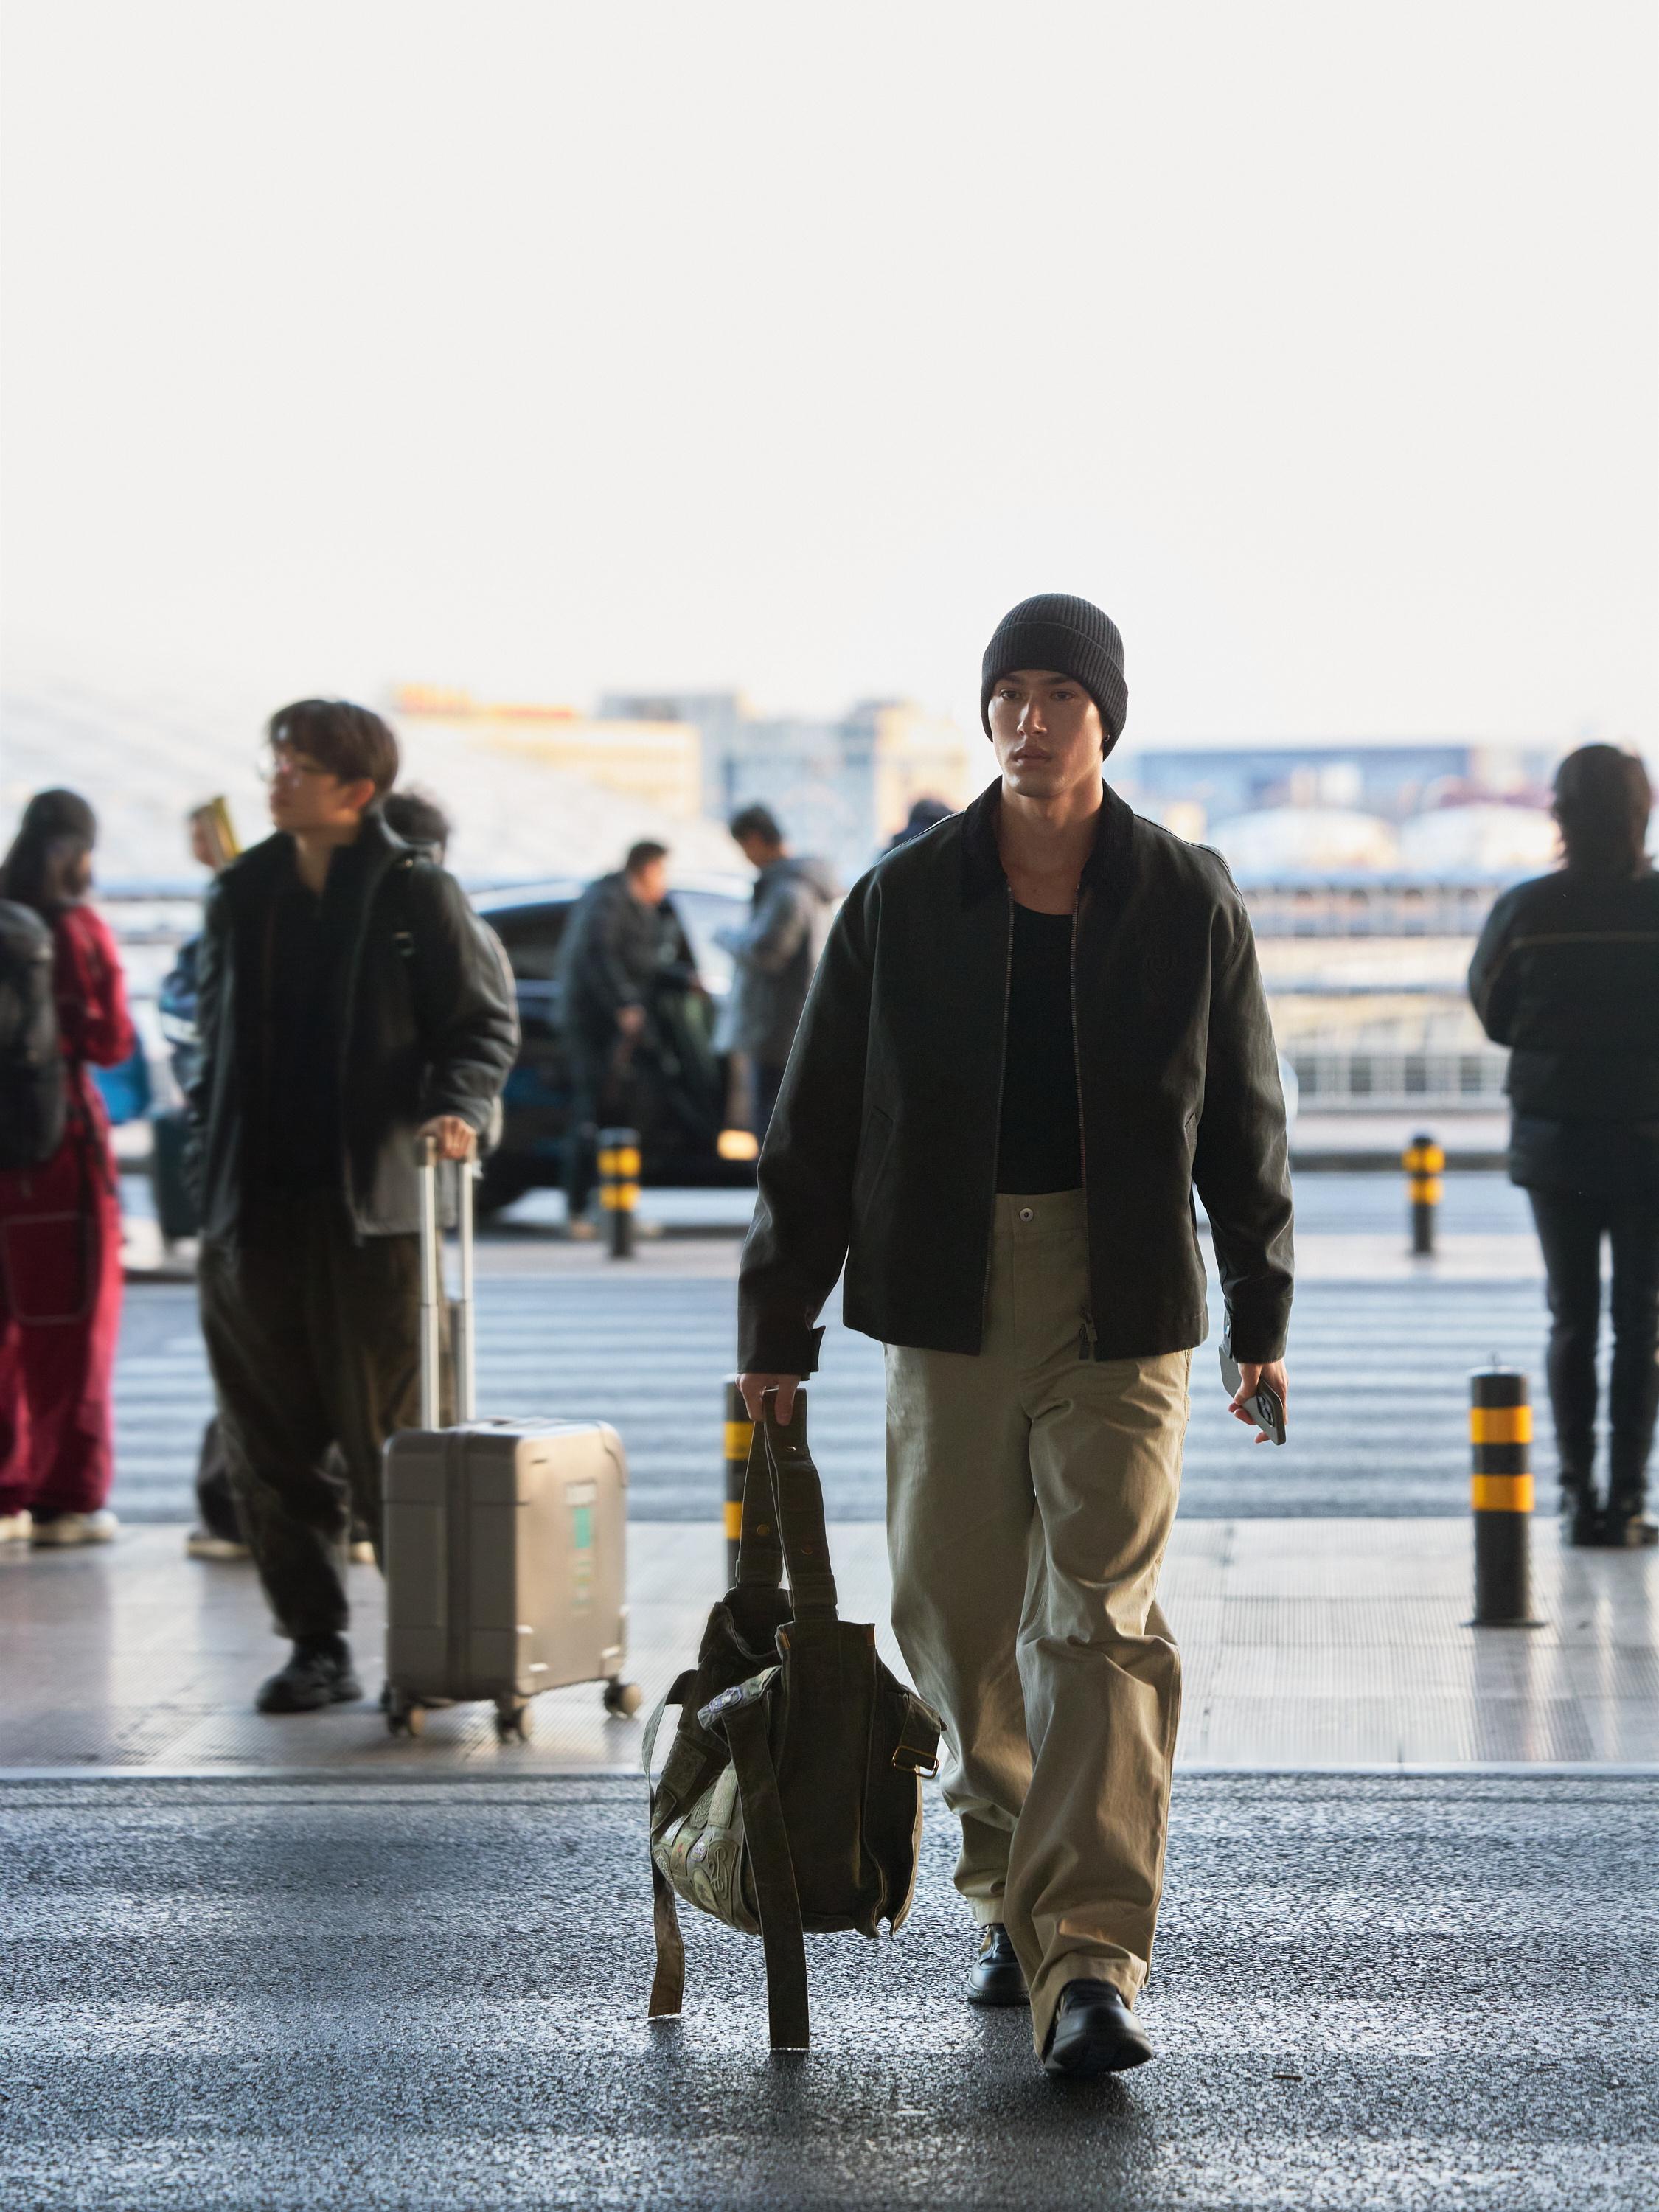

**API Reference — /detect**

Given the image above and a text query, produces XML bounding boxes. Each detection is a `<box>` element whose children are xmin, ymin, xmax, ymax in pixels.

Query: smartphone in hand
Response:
<box><xmin>1219</xmin><ymin>1349</ymin><xmax>1286</xmax><ymax>1446</ymax></box>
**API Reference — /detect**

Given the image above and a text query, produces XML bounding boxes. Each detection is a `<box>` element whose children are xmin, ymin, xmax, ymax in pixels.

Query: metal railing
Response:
<box><xmin>1287</xmin><ymin>1048</ymin><xmax>1508</xmax><ymax>1107</ymax></box>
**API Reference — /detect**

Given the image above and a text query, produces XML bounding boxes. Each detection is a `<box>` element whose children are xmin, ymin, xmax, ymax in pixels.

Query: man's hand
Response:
<box><xmin>738</xmin><ymin>1372</ymin><xmax>804</xmax><ymax>1425</ymax></box>
<box><xmin>418</xmin><ymin>1114</ymin><xmax>477</xmax><ymax>1163</ymax></box>
<box><xmin>616</xmin><ymin>1004</ymin><xmax>647</xmax><ymax>1040</ymax></box>
<box><xmin>1229</xmin><ymin>1359</ymin><xmax>1288</xmax><ymax>1444</ymax></box>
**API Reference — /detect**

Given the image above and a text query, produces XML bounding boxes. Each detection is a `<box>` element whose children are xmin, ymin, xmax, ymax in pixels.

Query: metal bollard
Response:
<box><xmin>723</xmin><ymin>1378</ymin><xmax>754</xmax><ymax>1585</ymax></box>
<box><xmin>1404</xmin><ymin>1131</ymin><xmax>1444</xmax><ymax>1256</ymax></box>
<box><xmin>597</xmin><ymin>1126</ymin><xmax>640</xmax><ymax>1259</ymax></box>
<box><xmin>1470</xmin><ymin>1366</ymin><xmax>1542</xmax><ymax>1627</ymax></box>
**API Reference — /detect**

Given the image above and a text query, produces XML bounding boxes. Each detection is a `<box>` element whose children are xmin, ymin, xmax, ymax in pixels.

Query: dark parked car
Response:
<box><xmin>473</xmin><ymin>874</ymin><xmax>758</xmax><ymax>1214</ymax></box>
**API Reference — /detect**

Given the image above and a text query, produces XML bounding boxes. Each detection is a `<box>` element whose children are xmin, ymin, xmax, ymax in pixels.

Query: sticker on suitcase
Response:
<box><xmin>567</xmin><ymin>1480</ymin><xmax>597</xmax><ymax>1608</ymax></box>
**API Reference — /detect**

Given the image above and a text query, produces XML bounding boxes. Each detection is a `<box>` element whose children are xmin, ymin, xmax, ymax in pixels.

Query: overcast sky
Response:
<box><xmin>1</xmin><ymin>0</ymin><xmax>1654</xmax><ymax>750</ymax></box>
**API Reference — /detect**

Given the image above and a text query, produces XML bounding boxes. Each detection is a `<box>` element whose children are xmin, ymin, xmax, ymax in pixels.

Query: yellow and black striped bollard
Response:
<box><xmin>1404</xmin><ymin>1132</ymin><xmax>1444</xmax><ymax>1257</ymax></box>
<box><xmin>597</xmin><ymin>1126</ymin><xmax>640</xmax><ymax>1259</ymax></box>
<box><xmin>1470</xmin><ymin>1366</ymin><xmax>1542</xmax><ymax>1627</ymax></box>
<box><xmin>723</xmin><ymin>1378</ymin><xmax>754</xmax><ymax>1585</ymax></box>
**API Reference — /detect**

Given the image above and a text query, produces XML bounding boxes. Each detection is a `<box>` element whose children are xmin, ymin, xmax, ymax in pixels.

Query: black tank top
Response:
<box><xmin>995</xmin><ymin>904</ymin><xmax>1082</xmax><ymax>1194</ymax></box>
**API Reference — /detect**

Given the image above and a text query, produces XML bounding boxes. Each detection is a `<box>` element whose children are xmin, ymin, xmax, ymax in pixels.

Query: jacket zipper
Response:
<box><xmin>981</xmin><ymin>888</ymin><xmax>1015</xmax><ymax>1342</ymax></box>
<box><xmin>1070</xmin><ymin>884</ymin><xmax>1099</xmax><ymax>1360</ymax></box>
<box><xmin>333</xmin><ymin>848</ymin><xmax>404</xmax><ymax>1242</ymax></box>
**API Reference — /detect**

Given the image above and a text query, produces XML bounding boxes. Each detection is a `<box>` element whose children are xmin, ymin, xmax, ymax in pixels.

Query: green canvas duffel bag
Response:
<box><xmin>644</xmin><ymin>1388</ymin><xmax>942</xmax><ymax>2048</ymax></box>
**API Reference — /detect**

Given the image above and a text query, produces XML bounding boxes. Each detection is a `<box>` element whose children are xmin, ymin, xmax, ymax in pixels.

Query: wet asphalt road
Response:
<box><xmin>3</xmin><ymin>1773</ymin><xmax>1654</xmax><ymax>2211</ymax></box>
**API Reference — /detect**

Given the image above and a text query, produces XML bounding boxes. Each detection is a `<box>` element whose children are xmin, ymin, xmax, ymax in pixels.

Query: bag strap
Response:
<box><xmin>762</xmin><ymin>1391</ymin><xmax>838</xmax><ymax>1621</ymax></box>
<box><xmin>723</xmin><ymin>1696</ymin><xmax>810</xmax><ymax>2050</ymax></box>
<box><xmin>644</xmin><ymin>1669</ymin><xmax>697</xmax><ymax>2020</ymax></box>
<box><xmin>734</xmin><ymin>1416</ymin><xmax>784</xmax><ymax>1590</ymax></box>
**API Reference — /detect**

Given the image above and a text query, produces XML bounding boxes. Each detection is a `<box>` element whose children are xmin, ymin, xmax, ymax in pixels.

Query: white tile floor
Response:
<box><xmin>2</xmin><ymin>1516</ymin><xmax>1652</xmax><ymax>1775</ymax></box>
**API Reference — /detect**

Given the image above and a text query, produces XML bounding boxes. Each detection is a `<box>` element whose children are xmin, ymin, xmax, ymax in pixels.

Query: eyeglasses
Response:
<box><xmin>261</xmin><ymin>749</ymin><xmax>335</xmax><ymax>785</ymax></box>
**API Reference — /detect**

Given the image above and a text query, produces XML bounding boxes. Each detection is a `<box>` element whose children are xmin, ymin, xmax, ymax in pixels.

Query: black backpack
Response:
<box><xmin>644</xmin><ymin>1391</ymin><xmax>942</xmax><ymax>2048</ymax></box>
<box><xmin>0</xmin><ymin>900</ymin><xmax>66</xmax><ymax>1172</ymax></box>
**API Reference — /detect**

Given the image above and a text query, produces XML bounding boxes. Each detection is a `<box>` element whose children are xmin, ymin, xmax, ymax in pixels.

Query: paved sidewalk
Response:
<box><xmin>4</xmin><ymin>1517</ymin><xmax>1653</xmax><ymax>1775</ymax></box>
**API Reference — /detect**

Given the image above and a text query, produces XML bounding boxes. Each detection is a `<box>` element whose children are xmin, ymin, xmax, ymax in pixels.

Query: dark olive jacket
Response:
<box><xmin>188</xmin><ymin>812</ymin><xmax>519</xmax><ymax>1240</ymax></box>
<box><xmin>738</xmin><ymin>782</ymin><xmax>1293</xmax><ymax>1372</ymax></box>
<box><xmin>1468</xmin><ymin>863</ymin><xmax>1659</xmax><ymax>1195</ymax></box>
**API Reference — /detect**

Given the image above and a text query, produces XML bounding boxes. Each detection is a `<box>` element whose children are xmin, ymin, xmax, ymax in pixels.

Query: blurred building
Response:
<box><xmin>394</xmin><ymin>686</ymin><xmax>702</xmax><ymax>818</ymax></box>
<box><xmin>600</xmin><ymin>689</ymin><xmax>975</xmax><ymax>879</ymax></box>
<box><xmin>1116</xmin><ymin>740</ymin><xmax>1557</xmax><ymax>839</ymax></box>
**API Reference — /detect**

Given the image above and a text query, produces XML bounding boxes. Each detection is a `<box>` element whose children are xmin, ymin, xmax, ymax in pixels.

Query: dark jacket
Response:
<box><xmin>738</xmin><ymin>782</ymin><xmax>1293</xmax><ymax>1372</ymax></box>
<box><xmin>1468</xmin><ymin>863</ymin><xmax>1659</xmax><ymax>1195</ymax></box>
<box><xmin>717</xmin><ymin>854</ymin><xmax>838</xmax><ymax>1066</ymax></box>
<box><xmin>188</xmin><ymin>812</ymin><xmax>519</xmax><ymax>1240</ymax></box>
<box><xmin>560</xmin><ymin>872</ymin><xmax>667</xmax><ymax>1044</ymax></box>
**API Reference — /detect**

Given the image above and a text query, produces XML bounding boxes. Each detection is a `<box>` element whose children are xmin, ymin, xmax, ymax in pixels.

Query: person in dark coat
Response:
<box><xmin>0</xmin><ymin>791</ymin><xmax>136</xmax><ymax>1547</ymax></box>
<box><xmin>189</xmin><ymin>700</ymin><xmax>518</xmax><ymax>1712</ymax></box>
<box><xmin>738</xmin><ymin>594</ymin><xmax>1292</xmax><ymax>2079</ymax></box>
<box><xmin>717</xmin><ymin>806</ymin><xmax>838</xmax><ymax>1137</ymax></box>
<box><xmin>885</xmin><ymin>796</ymin><xmax>955</xmax><ymax>852</ymax></box>
<box><xmin>1470</xmin><ymin>744</ymin><xmax>1659</xmax><ymax>1547</ymax></box>
<box><xmin>557</xmin><ymin>841</ymin><xmax>672</xmax><ymax>1237</ymax></box>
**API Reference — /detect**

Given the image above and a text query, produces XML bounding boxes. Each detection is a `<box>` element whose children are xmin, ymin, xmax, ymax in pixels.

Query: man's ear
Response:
<box><xmin>344</xmin><ymin>778</ymin><xmax>380</xmax><ymax>818</ymax></box>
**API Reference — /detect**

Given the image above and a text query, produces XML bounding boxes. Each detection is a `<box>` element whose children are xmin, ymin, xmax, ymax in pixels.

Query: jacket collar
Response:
<box><xmin>219</xmin><ymin>808</ymin><xmax>409</xmax><ymax>914</ymax></box>
<box><xmin>959</xmin><ymin>778</ymin><xmax>1135</xmax><ymax>911</ymax></box>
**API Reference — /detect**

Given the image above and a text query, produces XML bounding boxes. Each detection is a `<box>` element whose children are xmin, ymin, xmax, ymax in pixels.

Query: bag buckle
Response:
<box><xmin>891</xmin><ymin>1744</ymin><xmax>941</xmax><ymax>1779</ymax></box>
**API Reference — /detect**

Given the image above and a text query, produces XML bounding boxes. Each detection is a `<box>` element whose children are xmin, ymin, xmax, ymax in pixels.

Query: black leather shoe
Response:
<box><xmin>1041</xmin><ymin>1979</ymin><xmax>1155</xmax><ymax>2078</ymax></box>
<box><xmin>257</xmin><ymin>1638</ymin><xmax>364</xmax><ymax>1714</ymax></box>
<box><xmin>1561</xmin><ymin>1485</ymin><xmax>1602</xmax><ymax>1548</ymax></box>
<box><xmin>967</xmin><ymin>1924</ymin><xmax>1029</xmax><ymax>2008</ymax></box>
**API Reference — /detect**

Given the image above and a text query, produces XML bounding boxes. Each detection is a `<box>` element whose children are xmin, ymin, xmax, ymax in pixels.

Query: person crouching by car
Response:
<box><xmin>0</xmin><ymin>791</ymin><xmax>137</xmax><ymax>1548</ymax></box>
<box><xmin>189</xmin><ymin>700</ymin><xmax>518</xmax><ymax>1713</ymax></box>
<box><xmin>1469</xmin><ymin>744</ymin><xmax>1659</xmax><ymax>1549</ymax></box>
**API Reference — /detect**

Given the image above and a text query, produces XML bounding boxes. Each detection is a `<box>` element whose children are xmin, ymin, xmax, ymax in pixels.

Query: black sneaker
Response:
<box><xmin>967</xmin><ymin>1924</ymin><xmax>1029</xmax><ymax>2008</ymax></box>
<box><xmin>1604</xmin><ymin>1503</ymin><xmax>1659</xmax><ymax>1549</ymax></box>
<box><xmin>256</xmin><ymin>1638</ymin><xmax>364</xmax><ymax>1714</ymax></box>
<box><xmin>1041</xmin><ymin>1979</ymin><xmax>1155</xmax><ymax>2078</ymax></box>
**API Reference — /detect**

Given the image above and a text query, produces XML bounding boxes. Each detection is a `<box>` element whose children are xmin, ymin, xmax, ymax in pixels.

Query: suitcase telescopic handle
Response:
<box><xmin>418</xmin><ymin>1136</ymin><xmax>477</xmax><ymax>1428</ymax></box>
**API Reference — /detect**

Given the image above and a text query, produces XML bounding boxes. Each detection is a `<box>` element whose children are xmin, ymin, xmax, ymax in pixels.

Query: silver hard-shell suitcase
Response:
<box><xmin>381</xmin><ymin>1147</ymin><xmax>641</xmax><ymax>1741</ymax></box>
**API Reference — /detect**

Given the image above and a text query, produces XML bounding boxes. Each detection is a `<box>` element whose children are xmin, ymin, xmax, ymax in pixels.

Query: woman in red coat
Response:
<box><xmin>0</xmin><ymin>790</ymin><xmax>136</xmax><ymax>1545</ymax></box>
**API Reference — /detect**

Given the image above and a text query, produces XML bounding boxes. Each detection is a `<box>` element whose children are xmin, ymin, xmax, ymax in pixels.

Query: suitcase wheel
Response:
<box><xmin>494</xmin><ymin>1697</ymin><xmax>532</xmax><ymax>1744</ymax></box>
<box><xmin>603</xmin><ymin>1678</ymin><xmax>644</xmax><ymax>1719</ymax></box>
<box><xmin>386</xmin><ymin>1695</ymin><xmax>426</xmax><ymax>1739</ymax></box>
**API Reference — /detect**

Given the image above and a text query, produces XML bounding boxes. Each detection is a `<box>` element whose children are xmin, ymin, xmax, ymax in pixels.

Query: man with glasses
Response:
<box><xmin>190</xmin><ymin>700</ymin><xmax>518</xmax><ymax>1713</ymax></box>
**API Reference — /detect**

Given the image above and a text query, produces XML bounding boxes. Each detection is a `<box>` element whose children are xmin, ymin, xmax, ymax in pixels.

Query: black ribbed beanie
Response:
<box><xmin>980</xmin><ymin>594</ymin><xmax>1128</xmax><ymax>755</ymax></box>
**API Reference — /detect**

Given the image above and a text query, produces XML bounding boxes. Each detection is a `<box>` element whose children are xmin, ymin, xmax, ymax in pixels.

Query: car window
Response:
<box><xmin>669</xmin><ymin>888</ymin><xmax>750</xmax><ymax>996</ymax></box>
<box><xmin>489</xmin><ymin>903</ymin><xmax>571</xmax><ymax>981</ymax></box>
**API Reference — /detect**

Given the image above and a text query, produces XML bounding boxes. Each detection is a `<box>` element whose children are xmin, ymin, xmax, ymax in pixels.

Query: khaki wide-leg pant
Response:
<box><xmin>885</xmin><ymin>1189</ymin><xmax>1191</xmax><ymax>2055</ymax></box>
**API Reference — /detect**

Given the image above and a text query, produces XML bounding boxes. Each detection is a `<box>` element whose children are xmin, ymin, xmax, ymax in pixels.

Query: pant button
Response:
<box><xmin>1019</xmin><ymin>1208</ymin><xmax>1034</xmax><ymax>1222</ymax></box>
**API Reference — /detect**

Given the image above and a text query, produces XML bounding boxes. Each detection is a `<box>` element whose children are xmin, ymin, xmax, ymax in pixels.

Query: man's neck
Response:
<box><xmin>291</xmin><ymin>820</ymin><xmax>364</xmax><ymax>897</ymax></box>
<box><xmin>995</xmin><ymin>776</ymin><xmax>1102</xmax><ymax>910</ymax></box>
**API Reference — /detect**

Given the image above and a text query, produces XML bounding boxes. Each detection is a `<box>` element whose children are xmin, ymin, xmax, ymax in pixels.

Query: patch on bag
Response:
<box><xmin>697</xmin><ymin>1666</ymin><xmax>776</xmax><ymax>1732</ymax></box>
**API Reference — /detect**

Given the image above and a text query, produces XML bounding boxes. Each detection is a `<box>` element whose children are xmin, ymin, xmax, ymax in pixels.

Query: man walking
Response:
<box><xmin>558</xmin><ymin>841</ymin><xmax>672</xmax><ymax>1237</ymax></box>
<box><xmin>1469</xmin><ymin>744</ymin><xmax>1659</xmax><ymax>1547</ymax></box>
<box><xmin>190</xmin><ymin>699</ymin><xmax>517</xmax><ymax>1713</ymax></box>
<box><xmin>720</xmin><ymin>806</ymin><xmax>837</xmax><ymax>1135</ymax></box>
<box><xmin>738</xmin><ymin>594</ymin><xmax>1293</xmax><ymax>2079</ymax></box>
